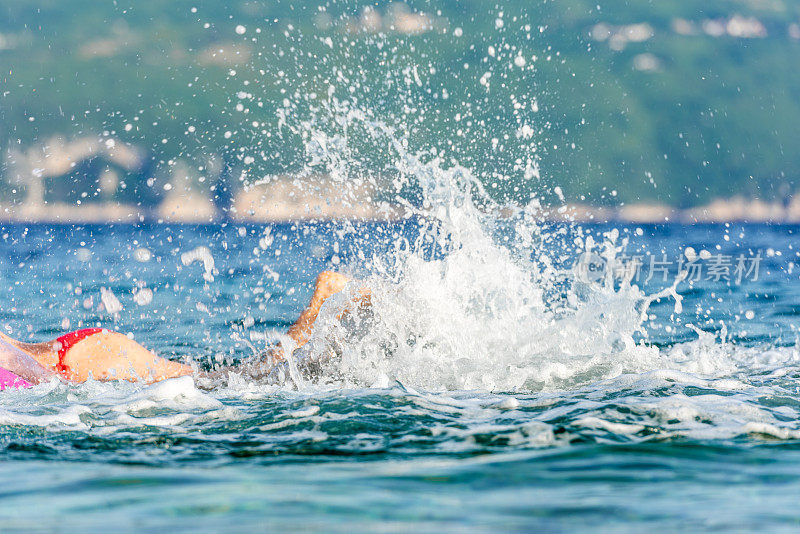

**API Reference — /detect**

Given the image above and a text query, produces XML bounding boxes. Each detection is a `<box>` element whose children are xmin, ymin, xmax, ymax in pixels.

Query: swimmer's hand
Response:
<box><xmin>267</xmin><ymin>271</ymin><xmax>371</xmax><ymax>364</ymax></box>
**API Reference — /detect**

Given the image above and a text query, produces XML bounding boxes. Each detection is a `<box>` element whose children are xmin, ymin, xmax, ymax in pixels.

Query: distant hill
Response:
<box><xmin>2</xmin><ymin>0</ymin><xmax>800</xmax><ymax>208</ymax></box>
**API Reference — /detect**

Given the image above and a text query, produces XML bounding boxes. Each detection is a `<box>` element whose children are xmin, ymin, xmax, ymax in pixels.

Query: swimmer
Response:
<box><xmin>0</xmin><ymin>271</ymin><xmax>369</xmax><ymax>388</ymax></box>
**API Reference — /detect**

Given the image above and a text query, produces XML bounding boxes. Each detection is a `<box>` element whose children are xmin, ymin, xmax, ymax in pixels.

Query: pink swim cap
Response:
<box><xmin>0</xmin><ymin>367</ymin><xmax>32</xmax><ymax>389</ymax></box>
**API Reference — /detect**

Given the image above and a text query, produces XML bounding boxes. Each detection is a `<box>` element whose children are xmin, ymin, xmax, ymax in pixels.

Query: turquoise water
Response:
<box><xmin>1</xmin><ymin>222</ymin><xmax>800</xmax><ymax>531</ymax></box>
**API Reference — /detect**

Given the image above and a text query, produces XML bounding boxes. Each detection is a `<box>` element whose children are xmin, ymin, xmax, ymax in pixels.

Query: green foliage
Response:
<box><xmin>1</xmin><ymin>0</ymin><xmax>799</xmax><ymax>206</ymax></box>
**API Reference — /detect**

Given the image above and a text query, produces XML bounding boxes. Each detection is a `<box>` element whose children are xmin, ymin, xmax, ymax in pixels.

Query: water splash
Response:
<box><xmin>270</xmin><ymin>102</ymin><xmax>700</xmax><ymax>392</ymax></box>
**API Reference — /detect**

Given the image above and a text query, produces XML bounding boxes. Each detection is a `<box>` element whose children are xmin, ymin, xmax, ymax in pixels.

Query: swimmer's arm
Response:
<box><xmin>266</xmin><ymin>271</ymin><xmax>370</xmax><ymax>363</ymax></box>
<box><xmin>0</xmin><ymin>337</ymin><xmax>56</xmax><ymax>384</ymax></box>
<box><xmin>284</xmin><ymin>273</ymin><xmax>347</xmax><ymax>348</ymax></box>
<box><xmin>192</xmin><ymin>272</ymin><xmax>372</xmax><ymax>387</ymax></box>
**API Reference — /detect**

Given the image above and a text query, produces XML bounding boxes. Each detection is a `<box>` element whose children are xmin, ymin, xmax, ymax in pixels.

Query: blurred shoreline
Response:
<box><xmin>3</xmin><ymin>135</ymin><xmax>798</xmax><ymax>224</ymax></box>
<box><xmin>544</xmin><ymin>196</ymin><xmax>800</xmax><ymax>224</ymax></box>
<box><xmin>2</xmin><ymin>194</ymin><xmax>800</xmax><ymax>224</ymax></box>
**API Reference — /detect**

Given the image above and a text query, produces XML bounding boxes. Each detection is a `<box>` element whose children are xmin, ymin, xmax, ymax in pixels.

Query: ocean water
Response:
<box><xmin>1</xmin><ymin>220</ymin><xmax>799</xmax><ymax>531</ymax></box>
<box><xmin>7</xmin><ymin>0</ymin><xmax>800</xmax><ymax>529</ymax></box>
